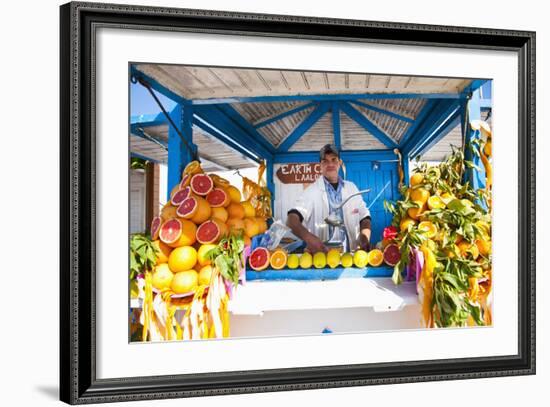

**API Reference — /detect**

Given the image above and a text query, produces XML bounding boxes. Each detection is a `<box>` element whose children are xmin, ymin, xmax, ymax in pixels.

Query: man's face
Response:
<box><xmin>320</xmin><ymin>153</ymin><xmax>341</xmax><ymax>180</ymax></box>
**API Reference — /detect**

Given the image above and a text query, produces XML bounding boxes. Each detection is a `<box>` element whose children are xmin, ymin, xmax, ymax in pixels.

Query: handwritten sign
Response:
<box><xmin>276</xmin><ymin>163</ymin><xmax>321</xmax><ymax>184</ymax></box>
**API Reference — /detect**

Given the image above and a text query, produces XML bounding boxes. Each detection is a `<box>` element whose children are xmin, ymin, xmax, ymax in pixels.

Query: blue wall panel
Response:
<box><xmin>345</xmin><ymin>160</ymin><xmax>399</xmax><ymax>244</ymax></box>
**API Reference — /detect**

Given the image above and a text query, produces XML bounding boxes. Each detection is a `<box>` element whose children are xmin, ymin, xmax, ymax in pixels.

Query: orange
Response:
<box><xmin>255</xmin><ymin>217</ymin><xmax>268</xmax><ymax>234</ymax></box>
<box><xmin>226</xmin><ymin>218</ymin><xmax>245</xmax><ymax>235</ymax></box>
<box><xmin>241</xmin><ymin>201</ymin><xmax>256</xmax><ymax>218</ymax></box>
<box><xmin>243</xmin><ymin>235</ymin><xmax>252</xmax><ymax>247</ymax></box>
<box><xmin>410</xmin><ymin>173</ymin><xmax>424</xmax><ymax>186</ymax></box>
<box><xmin>182</xmin><ymin>160</ymin><xmax>203</xmax><ymax>176</ymax></box>
<box><xmin>427</xmin><ymin>195</ymin><xmax>446</xmax><ymax>210</ymax></box>
<box><xmin>243</xmin><ymin>218</ymin><xmax>260</xmax><ymax>238</ymax></box>
<box><xmin>476</xmin><ymin>239</ymin><xmax>492</xmax><ymax>256</ymax></box>
<box><xmin>227</xmin><ymin>202</ymin><xmax>245</xmax><ymax>219</ymax></box>
<box><xmin>367</xmin><ymin>249</ymin><xmax>384</xmax><ymax>267</ymax></box>
<box><xmin>400</xmin><ymin>217</ymin><xmax>416</xmax><ymax>232</ymax></box>
<box><xmin>198</xmin><ymin>265</ymin><xmax>214</xmax><ymax>286</ymax></box>
<box><xmin>418</xmin><ymin>221</ymin><xmax>438</xmax><ymax>238</ymax></box>
<box><xmin>270</xmin><ymin>249</ymin><xmax>288</xmax><ymax>270</ymax></box>
<box><xmin>160</xmin><ymin>203</ymin><xmax>178</xmax><ymax>221</ymax></box>
<box><xmin>197</xmin><ymin>243</ymin><xmax>217</xmax><ymax>266</ymax></box>
<box><xmin>407</xmin><ymin>200</ymin><xmax>426</xmax><ymax>220</ymax></box>
<box><xmin>152</xmin><ymin>239</ymin><xmax>172</xmax><ymax>264</ymax></box>
<box><xmin>210</xmin><ymin>206</ymin><xmax>228</xmax><ymax>223</ymax></box>
<box><xmin>225</xmin><ymin>185</ymin><xmax>242</xmax><ymax>203</ymax></box>
<box><xmin>457</xmin><ymin>241</ymin><xmax>479</xmax><ymax>259</ymax></box>
<box><xmin>171</xmin><ymin>270</ymin><xmax>199</xmax><ymax>294</ymax></box>
<box><xmin>168</xmin><ymin>246</ymin><xmax>198</xmax><ymax>272</ymax></box>
<box><xmin>410</xmin><ymin>188</ymin><xmax>430</xmax><ymax>204</ymax></box>
<box><xmin>190</xmin><ymin>196</ymin><xmax>212</xmax><ymax>225</ymax></box>
<box><xmin>167</xmin><ymin>219</ymin><xmax>197</xmax><ymax>248</ymax></box>
<box><xmin>152</xmin><ymin>263</ymin><xmax>174</xmax><ymax>291</ymax></box>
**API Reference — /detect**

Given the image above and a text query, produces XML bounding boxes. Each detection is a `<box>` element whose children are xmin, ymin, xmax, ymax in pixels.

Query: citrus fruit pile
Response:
<box><xmin>247</xmin><ymin>247</ymin><xmax>393</xmax><ymax>271</ymax></box>
<box><xmin>384</xmin><ymin>120</ymin><xmax>493</xmax><ymax>328</ymax></box>
<box><xmin>139</xmin><ymin>161</ymin><xmax>269</xmax><ymax>342</ymax></box>
<box><xmin>149</xmin><ymin>161</ymin><xmax>269</xmax><ymax>295</ymax></box>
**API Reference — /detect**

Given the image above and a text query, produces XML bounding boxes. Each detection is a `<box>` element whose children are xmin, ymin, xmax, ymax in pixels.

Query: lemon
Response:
<box><xmin>299</xmin><ymin>252</ymin><xmax>313</xmax><ymax>269</ymax></box>
<box><xmin>341</xmin><ymin>253</ymin><xmax>353</xmax><ymax>268</ymax></box>
<box><xmin>353</xmin><ymin>250</ymin><xmax>369</xmax><ymax>268</ymax></box>
<box><xmin>326</xmin><ymin>249</ymin><xmax>341</xmax><ymax>268</ymax></box>
<box><xmin>313</xmin><ymin>252</ymin><xmax>327</xmax><ymax>269</ymax></box>
<box><xmin>287</xmin><ymin>254</ymin><xmax>300</xmax><ymax>269</ymax></box>
<box><xmin>152</xmin><ymin>263</ymin><xmax>174</xmax><ymax>290</ymax></box>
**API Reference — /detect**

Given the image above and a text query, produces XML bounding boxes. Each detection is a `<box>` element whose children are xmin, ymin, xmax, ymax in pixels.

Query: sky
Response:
<box><xmin>130</xmin><ymin>82</ymin><xmax>177</xmax><ymax>118</ymax></box>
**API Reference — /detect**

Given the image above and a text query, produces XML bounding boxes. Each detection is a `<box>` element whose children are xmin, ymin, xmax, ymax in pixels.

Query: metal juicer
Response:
<box><xmin>324</xmin><ymin>188</ymin><xmax>371</xmax><ymax>250</ymax></box>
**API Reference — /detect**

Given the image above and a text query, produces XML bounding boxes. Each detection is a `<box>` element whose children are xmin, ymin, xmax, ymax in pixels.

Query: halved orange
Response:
<box><xmin>367</xmin><ymin>249</ymin><xmax>384</xmax><ymax>267</ymax></box>
<box><xmin>269</xmin><ymin>249</ymin><xmax>288</xmax><ymax>270</ymax></box>
<box><xmin>418</xmin><ymin>221</ymin><xmax>438</xmax><ymax>238</ymax></box>
<box><xmin>400</xmin><ymin>217</ymin><xmax>416</xmax><ymax>232</ymax></box>
<box><xmin>183</xmin><ymin>160</ymin><xmax>203</xmax><ymax>176</ymax></box>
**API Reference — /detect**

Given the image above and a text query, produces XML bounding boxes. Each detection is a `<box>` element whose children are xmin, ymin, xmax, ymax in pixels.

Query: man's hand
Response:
<box><xmin>359</xmin><ymin>234</ymin><xmax>371</xmax><ymax>252</ymax></box>
<box><xmin>304</xmin><ymin>235</ymin><xmax>328</xmax><ymax>253</ymax></box>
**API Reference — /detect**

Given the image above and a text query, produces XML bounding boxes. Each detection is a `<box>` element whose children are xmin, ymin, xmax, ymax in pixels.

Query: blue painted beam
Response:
<box><xmin>461</xmin><ymin>79</ymin><xmax>489</xmax><ymax>97</ymax></box>
<box><xmin>350</xmin><ymin>100</ymin><xmax>414</xmax><ymax>123</ymax></box>
<box><xmin>131</xmin><ymin>127</ymin><xmax>168</xmax><ymax>148</ymax></box>
<box><xmin>399</xmin><ymin>99</ymin><xmax>437</xmax><ymax>148</ymax></box>
<box><xmin>340</xmin><ymin>102</ymin><xmax>398</xmax><ymax>148</ymax></box>
<box><xmin>191</xmin><ymin>92</ymin><xmax>464</xmax><ymax>105</ymax></box>
<box><xmin>215</xmin><ymin>104</ymin><xmax>275</xmax><ymax>154</ymax></box>
<box><xmin>254</xmin><ymin>102</ymin><xmax>317</xmax><ymax>128</ymax></box>
<box><xmin>277</xmin><ymin>103</ymin><xmax>330</xmax><ymax>152</ymax></box>
<box><xmin>332</xmin><ymin>102</ymin><xmax>341</xmax><ymax>150</ymax></box>
<box><xmin>193</xmin><ymin>116</ymin><xmax>262</xmax><ymax>164</ymax></box>
<box><xmin>193</xmin><ymin>105</ymin><xmax>274</xmax><ymax>160</ymax></box>
<box><xmin>274</xmin><ymin>149</ymin><xmax>396</xmax><ymax>164</ymax></box>
<box><xmin>401</xmin><ymin>100</ymin><xmax>462</xmax><ymax>159</ymax></box>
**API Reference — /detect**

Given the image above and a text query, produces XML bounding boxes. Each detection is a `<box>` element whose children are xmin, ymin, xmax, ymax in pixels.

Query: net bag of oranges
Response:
<box><xmin>241</xmin><ymin>160</ymin><xmax>272</xmax><ymax>219</ymax></box>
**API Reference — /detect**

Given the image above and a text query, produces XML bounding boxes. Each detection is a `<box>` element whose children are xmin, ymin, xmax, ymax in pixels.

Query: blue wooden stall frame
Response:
<box><xmin>130</xmin><ymin>66</ymin><xmax>490</xmax><ymax>281</ymax></box>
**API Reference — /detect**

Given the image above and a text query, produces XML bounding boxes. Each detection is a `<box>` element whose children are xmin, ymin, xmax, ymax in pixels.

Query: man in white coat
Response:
<box><xmin>286</xmin><ymin>144</ymin><xmax>372</xmax><ymax>253</ymax></box>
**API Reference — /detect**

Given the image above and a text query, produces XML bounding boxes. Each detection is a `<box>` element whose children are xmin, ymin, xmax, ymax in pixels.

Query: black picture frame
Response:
<box><xmin>60</xmin><ymin>2</ymin><xmax>536</xmax><ymax>404</ymax></box>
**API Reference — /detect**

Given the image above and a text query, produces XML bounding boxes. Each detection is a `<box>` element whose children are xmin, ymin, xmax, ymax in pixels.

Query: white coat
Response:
<box><xmin>292</xmin><ymin>176</ymin><xmax>371</xmax><ymax>250</ymax></box>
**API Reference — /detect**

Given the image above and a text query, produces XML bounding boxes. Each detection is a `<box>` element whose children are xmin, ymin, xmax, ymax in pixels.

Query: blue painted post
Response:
<box><xmin>167</xmin><ymin>104</ymin><xmax>195</xmax><ymax>200</ymax></box>
<box><xmin>463</xmin><ymin>90</ymin><xmax>485</xmax><ymax>190</ymax></box>
<box><xmin>266</xmin><ymin>158</ymin><xmax>275</xmax><ymax>218</ymax></box>
<box><xmin>403</xmin><ymin>154</ymin><xmax>410</xmax><ymax>186</ymax></box>
<box><xmin>332</xmin><ymin>102</ymin><xmax>341</xmax><ymax>150</ymax></box>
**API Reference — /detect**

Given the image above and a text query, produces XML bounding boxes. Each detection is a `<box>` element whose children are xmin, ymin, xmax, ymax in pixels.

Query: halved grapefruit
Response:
<box><xmin>170</xmin><ymin>186</ymin><xmax>192</xmax><ymax>207</ymax></box>
<box><xmin>177</xmin><ymin>196</ymin><xmax>211</xmax><ymax>224</ymax></box>
<box><xmin>150</xmin><ymin>216</ymin><xmax>162</xmax><ymax>240</ymax></box>
<box><xmin>249</xmin><ymin>247</ymin><xmax>270</xmax><ymax>271</ymax></box>
<box><xmin>196</xmin><ymin>220</ymin><xmax>222</xmax><ymax>244</ymax></box>
<box><xmin>206</xmin><ymin>188</ymin><xmax>230</xmax><ymax>208</ymax></box>
<box><xmin>383</xmin><ymin>244</ymin><xmax>401</xmax><ymax>266</ymax></box>
<box><xmin>180</xmin><ymin>173</ymin><xmax>191</xmax><ymax>189</ymax></box>
<box><xmin>159</xmin><ymin>218</ymin><xmax>182</xmax><ymax>245</ymax></box>
<box><xmin>190</xmin><ymin>173</ymin><xmax>214</xmax><ymax>196</ymax></box>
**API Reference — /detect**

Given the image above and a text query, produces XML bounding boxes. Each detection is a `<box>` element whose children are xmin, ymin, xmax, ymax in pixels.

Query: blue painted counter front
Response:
<box><xmin>245</xmin><ymin>265</ymin><xmax>393</xmax><ymax>281</ymax></box>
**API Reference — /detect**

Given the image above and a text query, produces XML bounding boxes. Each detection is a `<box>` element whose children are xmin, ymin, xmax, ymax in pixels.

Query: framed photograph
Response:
<box><xmin>60</xmin><ymin>1</ymin><xmax>535</xmax><ymax>404</ymax></box>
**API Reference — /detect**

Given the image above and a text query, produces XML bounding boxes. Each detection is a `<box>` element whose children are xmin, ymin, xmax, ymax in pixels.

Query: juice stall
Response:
<box><xmin>129</xmin><ymin>64</ymin><xmax>493</xmax><ymax>341</ymax></box>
